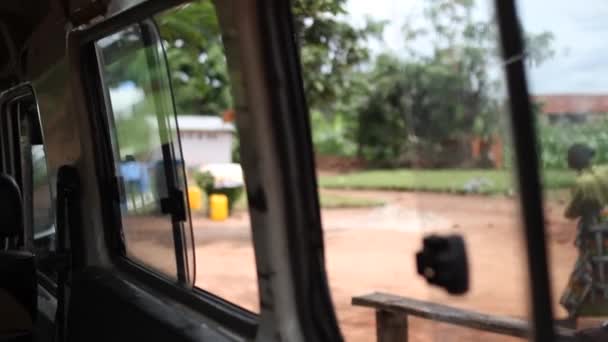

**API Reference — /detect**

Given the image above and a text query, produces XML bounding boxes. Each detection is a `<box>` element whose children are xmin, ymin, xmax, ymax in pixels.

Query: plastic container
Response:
<box><xmin>209</xmin><ymin>193</ymin><xmax>229</xmax><ymax>221</ymax></box>
<box><xmin>187</xmin><ymin>185</ymin><xmax>203</xmax><ymax>211</ymax></box>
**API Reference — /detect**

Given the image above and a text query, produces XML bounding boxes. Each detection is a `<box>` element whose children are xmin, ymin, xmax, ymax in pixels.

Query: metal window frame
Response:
<box><xmin>92</xmin><ymin>19</ymin><xmax>191</xmax><ymax>284</ymax></box>
<box><xmin>495</xmin><ymin>0</ymin><xmax>556</xmax><ymax>340</ymax></box>
<box><xmin>0</xmin><ymin>83</ymin><xmax>58</xmax><ymax>294</ymax></box>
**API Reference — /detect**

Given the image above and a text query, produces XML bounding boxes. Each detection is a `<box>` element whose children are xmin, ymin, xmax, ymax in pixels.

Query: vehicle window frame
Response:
<box><xmin>94</xmin><ymin>20</ymin><xmax>192</xmax><ymax>284</ymax></box>
<box><xmin>495</xmin><ymin>0</ymin><xmax>556</xmax><ymax>339</ymax></box>
<box><xmin>0</xmin><ymin>83</ymin><xmax>58</xmax><ymax>294</ymax></box>
<box><xmin>70</xmin><ymin>2</ymin><xmax>258</xmax><ymax>337</ymax></box>
<box><xmin>0</xmin><ymin>88</ymin><xmax>31</xmax><ymax>186</ymax></box>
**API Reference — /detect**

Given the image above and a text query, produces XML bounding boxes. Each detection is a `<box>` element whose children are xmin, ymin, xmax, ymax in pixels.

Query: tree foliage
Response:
<box><xmin>157</xmin><ymin>1</ymin><xmax>232</xmax><ymax>115</ymax></box>
<box><xmin>292</xmin><ymin>0</ymin><xmax>384</xmax><ymax>112</ymax></box>
<box><xmin>356</xmin><ymin>0</ymin><xmax>554</xmax><ymax>167</ymax></box>
<box><xmin>537</xmin><ymin>119</ymin><xmax>608</xmax><ymax>169</ymax></box>
<box><xmin>155</xmin><ymin>0</ymin><xmax>384</xmax><ymax>117</ymax></box>
<box><xmin>107</xmin><ymin>0</ymin><xmax>556</xmax><ymax>168</ymax></box>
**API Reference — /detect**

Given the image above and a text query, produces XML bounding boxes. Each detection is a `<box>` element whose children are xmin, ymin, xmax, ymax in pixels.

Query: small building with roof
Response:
<box><xmin>534</xmin><ymin>94</ymin><xmax>608</xmax><ymax>124</ymax></box>
<box><xmin>176</xmin><ymin>115</ymin><xmax>235</xmax><ymax>168</ymax></box>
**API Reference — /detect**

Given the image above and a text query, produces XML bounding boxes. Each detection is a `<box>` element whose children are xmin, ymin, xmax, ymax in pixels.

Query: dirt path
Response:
<box><xmin>191</xmin><ymin>190</ymin><xmax>579</xmax><ymax>341</ymax></box>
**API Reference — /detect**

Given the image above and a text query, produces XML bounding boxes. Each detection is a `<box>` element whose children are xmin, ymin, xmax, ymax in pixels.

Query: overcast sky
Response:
<box><xmin>346</xmin><ymin>0</ymin><xmax>608</xmax><ymax>95</ymax></box>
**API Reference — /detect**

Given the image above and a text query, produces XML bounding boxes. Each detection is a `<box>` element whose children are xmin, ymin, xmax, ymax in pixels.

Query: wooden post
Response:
<box><xmin>376</xmin><ymin>310</ymin><xmax>407</xmax><ymax>342</ymax></box>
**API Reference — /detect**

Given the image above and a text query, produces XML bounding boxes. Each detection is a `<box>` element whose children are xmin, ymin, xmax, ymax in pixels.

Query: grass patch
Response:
<box><xmin>319</xmin><ymin>169</ymin><xmax>576</xmax><ymax>195</ymax></box>
<box><xmin>319</xmin><ymin>193</ymin><xmax>385</xmax><ymax>209</ymax></box>
<box><xmin>226</xmin><ymin>192</ymin><xmax>384</xmax><ymax>212</ymax></box>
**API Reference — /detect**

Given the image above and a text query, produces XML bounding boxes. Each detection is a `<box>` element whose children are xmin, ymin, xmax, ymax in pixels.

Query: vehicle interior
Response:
<box><xmin>1</xmin><ymin>0</ymin><xmax>608</xmax><ymax>342</ymax></box>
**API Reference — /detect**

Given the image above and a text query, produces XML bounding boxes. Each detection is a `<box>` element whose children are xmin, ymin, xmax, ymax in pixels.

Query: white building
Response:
<box><xmin>177</xmin><ymin>115</ymin><xmax>235</xmax><ymax>168</ymax></box>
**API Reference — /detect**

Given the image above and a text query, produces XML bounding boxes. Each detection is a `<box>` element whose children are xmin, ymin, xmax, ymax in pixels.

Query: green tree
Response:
<box><xmin>285</xmin><ymin>1</ymin><xmax>384</xmax><ymax>157</ymax></box>
<box><xmin>157</xmin><ymin>1</ymin><xmax>232</xmax><ymax>115</ymax></box>
<box><xmin>292</xmin><ymin>0</ymin><xmax>384</xmax><ymax>112</ymax></box>
<box><xmin>356</xmin><ymin>0</ymin><xmax>554</xmax><ymax>167</ymax></box>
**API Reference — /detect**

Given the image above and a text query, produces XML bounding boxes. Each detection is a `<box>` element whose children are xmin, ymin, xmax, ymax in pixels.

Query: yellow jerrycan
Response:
<box><xmin>209</xmin><ymin>193</ymin><xmax>229</xmax><ymax>221</ymax></box>
<box><xmin>187</xmin><ymin>185</ymin><xmax>203</xmax><ymax>211</ymax></box>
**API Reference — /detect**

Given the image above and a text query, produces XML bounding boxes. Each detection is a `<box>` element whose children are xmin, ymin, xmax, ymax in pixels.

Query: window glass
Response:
<box><xmin>517</xmin><ymin>0</ymin><xmax>608</xmax><ymax>329</ymax></box>
<box><xmin>19</xmin><ymin>101</ymin><xmax>56</xmax><ymax>281</ymax></box>
<box><xmin>150</xmin><ymin>0</ymin><xmax>536</xmax><ymax>330</ymax></box>
<box><xmin>31</xmin><ymin>146</ymin><xmax>54</xmax><ymax>245</ymax></box>
<box><xmin>96</xmin><ymin>23</ymin><xmax>193</xmax><ymax>281</ymax></box>
<box><xmin>296</xmin><ymin>1</ymin><xmax>532</xmax><ymax>340</ymax></box>
<box><xmin>155</xmin><ymin>1</ymin><xmax>259</xmax><ymax>312</ymax></box>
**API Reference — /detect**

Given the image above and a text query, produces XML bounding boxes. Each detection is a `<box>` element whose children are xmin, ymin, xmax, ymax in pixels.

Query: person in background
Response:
<box><xmin>560</xmin><ymin>144</ymin><xmax>608</xmax><ymax>328</ymax></box>
<box><xmin>120</xmin><ymin>155</ymin><xmax>147</xmax><ymax>212</ymax></box>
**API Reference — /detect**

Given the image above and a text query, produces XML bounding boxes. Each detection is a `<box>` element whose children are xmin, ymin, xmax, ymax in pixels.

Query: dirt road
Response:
<box><xmin>192</xmin><ymin>190</ymin><xmax>581</xmax><ymax>341</ymax></box>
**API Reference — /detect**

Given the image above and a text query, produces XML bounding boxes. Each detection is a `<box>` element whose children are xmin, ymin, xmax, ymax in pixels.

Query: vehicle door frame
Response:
<box><xmin>66</xmin><ymin>0</ymin><xmax>342</xmax><ymax>340</ymax></box>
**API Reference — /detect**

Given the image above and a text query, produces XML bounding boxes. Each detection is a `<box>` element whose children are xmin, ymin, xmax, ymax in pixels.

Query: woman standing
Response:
<box><xmin>560</xmin><ymin>144</ymin><xmax>608</xmax><ymax>326</ymax></box>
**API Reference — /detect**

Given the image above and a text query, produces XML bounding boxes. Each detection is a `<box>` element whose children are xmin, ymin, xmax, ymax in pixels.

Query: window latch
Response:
<box><xmin>160</xmin><ymin>188</ymin><xmax>186</xmax><ymax>222</ymax></box>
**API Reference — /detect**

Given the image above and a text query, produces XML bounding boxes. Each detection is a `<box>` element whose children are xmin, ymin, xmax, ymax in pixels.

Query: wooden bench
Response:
<box><xmin>352</xmin><ymin>292</ymin><xmax>579</xmax><ymax>342</ymax></box>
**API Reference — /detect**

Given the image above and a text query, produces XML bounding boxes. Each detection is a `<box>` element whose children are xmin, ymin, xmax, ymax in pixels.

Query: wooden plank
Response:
<box><xmin>376</xmin><ymin>310</ymin><xmax>407</xmax><ymax>342</ymax></box>
<box><xmin>352</xmin><ymin>292</ymin><xmax>578</xmax><ymax>341</ymax></box>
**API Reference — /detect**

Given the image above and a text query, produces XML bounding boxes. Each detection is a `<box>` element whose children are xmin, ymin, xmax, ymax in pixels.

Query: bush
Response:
<box><xmin>194</xmin><ymin>171</ymin><xmax>214</xmax><ymax>192</ymax></box>
<box><xmin>193</xmin><ymin>171</ymin><xmax>244</xmax><ymax>212</ymax></box>
<box><xmin>310</xmin><ymin>110</ymin><xmax>357</xmax><ymax>156</ymax></box>
<box><xmin>536</xmin><ymin>119</ymin><xmax>608</xmax><ymax>169</ymax></box>
<box><xmin>353</xmin><ymin>55</ymin><xmax>503</xmax><ymax>168</ymax></box>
